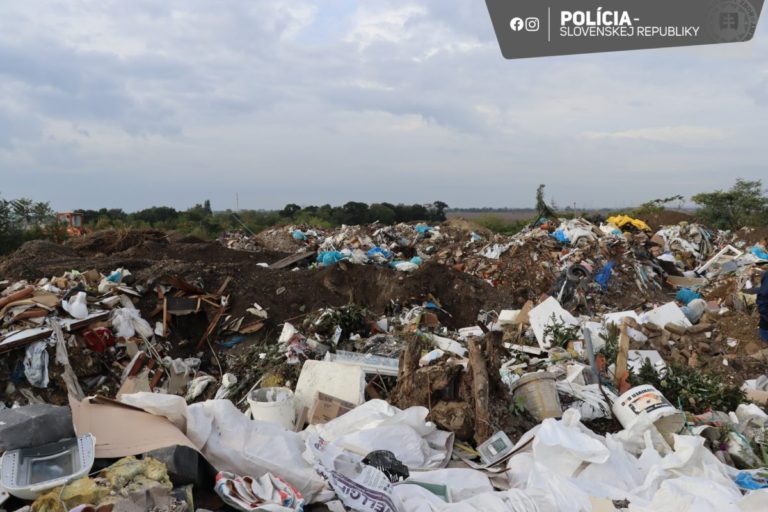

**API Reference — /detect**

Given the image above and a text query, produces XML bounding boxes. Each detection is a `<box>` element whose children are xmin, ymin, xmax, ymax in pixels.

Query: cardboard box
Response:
<box><xmin>308</xmin><ymin>392</ymin><xmax>356</xmax><ymax>425</ymax></box>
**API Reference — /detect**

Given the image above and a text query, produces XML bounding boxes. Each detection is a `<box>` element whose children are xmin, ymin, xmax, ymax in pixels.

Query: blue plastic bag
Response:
<box><xmin>550</xmin><ymin>230</ymin><xmax>570</xmax><ymax>244</ymax></box>
<box><xmin>735</xmin><ymin>471</ymin><xmax>768</xmax><ymax>490</ymax></box>
<box><xmin>292</xmin><ymin>230</ymin><xmax>307</xmax><ymax>241</ymax></box>
<box><xmin>367</xmin><ymin>247</ymin><xmax>392</xmax><ymax>260</ymax></box>
<box><xmin>595</xmin><ymin>261</ymin><xmax>615</xmax><ymax>290</ymax></box>
<box><xmin>317</xmin><ymin>251</ymin><xmax>346</xmax><ymax>266</ymax></box>
<box><xmin>675</xmin><ymin>287</ymin><xmax>702</xmax><ymax>305</ymax></box>
<box><xmin>415</xmin><ymin>225</ymin><xmax>433</xmax><ymax>234</ymax></box>
<box><xmin>750</xmin><ymin>245</ymin><xmax>768</xmax><ymax>260</ymax></box>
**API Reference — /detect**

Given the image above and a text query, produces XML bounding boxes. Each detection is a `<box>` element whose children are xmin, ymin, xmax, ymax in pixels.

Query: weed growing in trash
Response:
<box><xmin>542</xmin><ymin>313</ymin><xmax>581</xmax><ymax>348</ymax></box>
<box><xmin>630</xmin><ymin>359</ymin><xmax>746</xmax><ymax>414</ymax></box>
<box><xmin>597</xmin><ymin>322</ymin><xmax>620</xmax><ymax>366</ymax></box>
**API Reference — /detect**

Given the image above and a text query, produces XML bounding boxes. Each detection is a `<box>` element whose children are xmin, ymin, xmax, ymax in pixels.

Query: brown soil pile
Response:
<box><xmin>638</xmin><ymin>210</ymin><xmax>695</xmax><ymax>230</ymax></box>
<box><xmin>737</xmin><ymin>226</ymin><xmax>768</xmax><ymax>245</ymax></box>
<box><xmin>0</xmin><ymin>230</ymin><xmax>514</xmax><ymax>331</ymax></box>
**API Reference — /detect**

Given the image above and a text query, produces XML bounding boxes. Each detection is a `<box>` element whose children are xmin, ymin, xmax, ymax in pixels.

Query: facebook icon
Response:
<box><xmin>510</xmin><ymin>17</ymin><xmax>524</xmax><ymax>31</ymax></box>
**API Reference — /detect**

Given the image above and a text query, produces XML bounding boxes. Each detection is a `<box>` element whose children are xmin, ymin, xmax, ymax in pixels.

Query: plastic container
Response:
<box><xmin>0</xmin><ymin>434</ymin><xmax>95</xmax><ymax>500</ymax></box>
<box><xmin>612</xmin><ymin>385</ymin><xmax>684</xmax><ymax>436</ymax></box>
<box><xmin>511</xmin><ymin>372</ymin><xmax>562</xmax><ymax>421</ymax></box>
<box><xmin>248</xmin><ymin>387</ymin><xmax>296</xmax><ymax>430</ymax></box>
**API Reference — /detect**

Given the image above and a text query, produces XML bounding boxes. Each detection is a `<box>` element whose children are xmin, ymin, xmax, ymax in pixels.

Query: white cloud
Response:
<box><xmin>584</xmin><ymin>126</ymin><xmax>727</xmax><ymax>144</ymax></box>
<box><xmin>0</xmin><ymin>0</ymin><xmax>766</xmax><ymax>211</ymax></box>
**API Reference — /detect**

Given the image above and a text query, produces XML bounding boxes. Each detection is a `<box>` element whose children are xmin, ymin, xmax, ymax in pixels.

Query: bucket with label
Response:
<box><xmin>612</xmin><ymin>384</ymin><xmax>684</xmax><ymax>436</ymax></box>
<box><xmin>247</xmin><ymin>387</ymin><xmax>296</xmax><ymax>429</ymax></box>
<box><xmin>511</xmin><ymin>372</ymin><xmax>562</xmax><ymax>421</ymax></box>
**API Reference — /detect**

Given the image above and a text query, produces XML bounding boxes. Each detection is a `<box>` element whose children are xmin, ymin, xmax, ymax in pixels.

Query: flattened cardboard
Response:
<box><xmin>69</xmin><ymin>395</ymin><xmax>195</xmax><ymax>458</ymax></box>
<box><xmin>308</xmin><ymin>392</ymin><xmax>356</xmax><ymax>425</ymax></box>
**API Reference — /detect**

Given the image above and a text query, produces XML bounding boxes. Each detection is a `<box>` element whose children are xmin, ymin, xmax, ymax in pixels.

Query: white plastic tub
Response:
<box><xmin>248</xmin><ymin>387</ymin><xmax>296</xmax><ymax>430</ymax></box>
<box><xmin>612</xmin><ymin>385</ymin><xmax>684</xmax><ymax>436</ymax></box>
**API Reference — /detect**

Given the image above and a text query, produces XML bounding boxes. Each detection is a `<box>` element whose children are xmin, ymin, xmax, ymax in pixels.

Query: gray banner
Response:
<box><xmin>485</xmin><ymin>0</ymin><xmax>764</xmax><ymax>59</ymax></box>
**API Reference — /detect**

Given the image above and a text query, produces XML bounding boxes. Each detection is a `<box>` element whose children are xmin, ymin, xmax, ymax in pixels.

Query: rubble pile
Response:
<box><xmin>1</xmin><ymin>215</ymin><xmax>767</xmax><ymax>512</ymax></box>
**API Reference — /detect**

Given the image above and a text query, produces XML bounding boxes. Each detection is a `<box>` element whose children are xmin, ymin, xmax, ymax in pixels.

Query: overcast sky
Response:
<box><xmin>0</xmin><ymin>1</ymin><xmax>766</xmax><ymax>212</ymax></box>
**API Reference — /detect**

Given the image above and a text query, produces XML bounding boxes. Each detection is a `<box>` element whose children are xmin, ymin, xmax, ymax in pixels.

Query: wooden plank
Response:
<box><xmin>615</xmin><ymin>318</ymin><xmax>631</xmax><ymax>389</ymax></box>
<box><xmin>269</xmin><ymin>250</ymin><xmax>316</xmax><ymax>270</ymax></box>
<box><xmin>469</xmin><ymin>338</ymin><xmax>491</xmax><ymax>445</ymax></box>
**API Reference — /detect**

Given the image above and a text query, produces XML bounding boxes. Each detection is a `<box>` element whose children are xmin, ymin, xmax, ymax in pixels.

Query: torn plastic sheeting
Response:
<box><xmin>61</xmin><ymin>291</ymin><xmax>89</xmax><ymax>319</ymax></box>
<box><xmin>305</xmin><ymin>399</ymin><xmax>453</xmax><ymax>471</ymax></box>
<box><xmin>24</xmin><ymin>340</ymin><xmax>50</xmax><ymax>388</ymax></box>
<box><xmin>481</xmin><ymin>243</ymin><xmax>512</xmax><ymax>259</ymax></box>
<box><xmin>120</xmin><ymin>391</ymin><xmax>188</xmax><ymax>432</ymax></box>
<box><xmin>392</xmin><ymin>468</ymin><xmax>561</xmax><ymax>512</ymax></box>
<box><xmin>556</xmin><ymin>382</ymin><xmax>616</xmax><ymax>421</ymax></box>
<box><xmin>528</xmin><ymin>297</ymin><xmax>579</xmax><ymax>349</ymax></box>
<box><xmin>427</xmin><ymin>333</ymin><xmax>468</xmax><ymax>358</ymax></box>
<box><xmin>111</xmin><ymin>307</ymin><xmax>154</xmax><ymax>339</ymax></box>
<box><xmin>311</xmin><ymin>440</ymin><xmax>401</xmax><ymax>512</ymax></box>
<box><xmin>502</xmin><ymin>409</ymin><xmax>759</xmax><ymax>512</ymax></box>
<box><xmin>183</xmin><ymin>399</ymin><xmax>331</xmax><ymax>503</ymax></box>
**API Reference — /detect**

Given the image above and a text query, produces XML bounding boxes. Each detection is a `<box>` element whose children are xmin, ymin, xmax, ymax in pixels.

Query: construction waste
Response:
<box><xmin>1</xmin><ymin>214</ymin><xmax>767</xmax><ymax>512</ymax></box>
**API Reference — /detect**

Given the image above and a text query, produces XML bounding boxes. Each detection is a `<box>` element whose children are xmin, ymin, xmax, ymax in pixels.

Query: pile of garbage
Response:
<box><xmin>1</xmin><ymin>215</ymin><xmax>768</xmax><ymax>511</ymax></box>
<box><xmin>222</xmin><ymin>216</ymin><xmax>767</xmax><ymax>314</ymax></box>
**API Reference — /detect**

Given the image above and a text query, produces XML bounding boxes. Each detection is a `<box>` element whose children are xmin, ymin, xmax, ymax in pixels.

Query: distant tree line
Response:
<box><xmin>2</xmin><ymin>179</ymin><xmax>766</xmax><ymax>256</ymax></box>
<box><xmin>0</xmin><ymin>195</ymin><xmax>62</xmax><ymax>255</ymax></box>
<box><xmin>72</xmin><ymin>200</ymin><xmax>448</xmax><ymax>240</ymax></box>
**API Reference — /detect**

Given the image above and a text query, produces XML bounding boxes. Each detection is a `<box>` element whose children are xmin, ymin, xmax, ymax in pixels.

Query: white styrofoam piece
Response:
<box><xmin>293</xmin><ymin>360</ymin><xmax>365</xmax><ymax>416</ymax></box>
<box><xmin>428</xmin><ymin>334</ymin><xmax>468</xmax><ymax>357</ymax></box>
<box><xmin>498</xmin><ymin>309</ymin><xmax>521</xmax><ymax>325</ymax></box>
<box><xmin>640</xmin><ymin>302</ymin><xmax>692</xmax><ymax>329</ymax></box>
<box><xmin>603</xmin><ymin>311</ymin><xmax>640</xmax><ymax>326</ymax></box>
<box><xmin>529</xmin><ymin>297</ymin><xmax>578</xmax><ymax>349</ymax></box>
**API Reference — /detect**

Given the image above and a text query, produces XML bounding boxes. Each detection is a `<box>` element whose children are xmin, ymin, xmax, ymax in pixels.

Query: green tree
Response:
<box><xmin>368</xmin><ymin>203</ymin><xmax>396</xmax><ymax>224</ymax></box>
<box><xmin>692</xmin><ymin>179</ymin><xmax>768</xmax><ymax>230</ymax></box>
<box><xmin>280</xmin><ymin>203</ymin><xmax>301</xmax><ymax>218</ymax></box>
<box><xmin>431</xmin><ymin>201</ymin><xmax>449</xmax><ymax>221</ymax></box>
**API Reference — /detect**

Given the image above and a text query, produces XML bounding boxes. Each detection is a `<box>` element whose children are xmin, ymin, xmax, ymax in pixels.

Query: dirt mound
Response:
<box><xmin>1</xmin><ymin>233</ymin><xmax>508</xmax><ymax>331</ymax></box>
<box><xmin>126</xmin><ymin>260</ymin><xmax>509</xmax><ymax>331</ymax></box>
<box><xmin>66</xmin><ymin>229</ymin><xmax>170</xmax><ymax>255</ymax></box>
<box><xmin>638</xmin><ymin>210</ymin><xmax>695</xmax><ymax>230</ymax></box>
<box><xmin>0</xmin><ymin>230</ymin><xmax>290</xmax><ymax>281</ymax></box>
<box><xmin>737</xmin><ymin>226</ymin><xmax>768</xmax><ymax>245</ymax></box>
<box><xmin>0</xmin><ymin>240</ymin><xmax>80</xmax><ymax>278</ymax></box>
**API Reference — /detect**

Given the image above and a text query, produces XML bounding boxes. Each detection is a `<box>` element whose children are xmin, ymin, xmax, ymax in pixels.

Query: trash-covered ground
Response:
<box><xmin>1</xmin><ymin>214</ymin><xmax>768</xmax><ymax>511</ymax></box>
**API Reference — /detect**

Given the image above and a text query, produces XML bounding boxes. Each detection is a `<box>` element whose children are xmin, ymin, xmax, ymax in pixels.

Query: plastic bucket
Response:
<box><xmin>248</xmin><ymin>387</ymin><xmax>296</xmax><ymax>429</ymax></box>
<box><xmin>612</xmin><ymin>385</ymin><xmax>684</xmax><ymax>436</ymax></box>
<box><xmin>511</xmin><ymin>372</ymin><xmax>562</xmax><ymax>421</ymax></box>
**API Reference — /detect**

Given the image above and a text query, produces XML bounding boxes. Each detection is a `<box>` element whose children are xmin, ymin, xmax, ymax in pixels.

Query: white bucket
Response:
<box><xmin>511</xmin><ymin>372</ymin><xmax>562</xmax><ymax>421</ymax></box>
<box><xmin>247</xmin><ymin>387</ymin><xmax>296</xmax><ymax>430</ymax></box>
<box><xmin>612</xmin><ymin>385</ymin><xmax>684</xmax><ymax>436</ymax></box>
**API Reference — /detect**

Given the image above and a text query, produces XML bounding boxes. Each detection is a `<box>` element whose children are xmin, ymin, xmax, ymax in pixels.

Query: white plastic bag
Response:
<box><xmin>112</xmin><ymin>307</ymin><xmax>153</xmax><ymax>339</ymax></box>
<box><xmin>305</xmin><ymin>400</ymin><xmax>452</xmax><ymax>470</ymax></box>
<box><xmin>186</xmin><ymin>399</ymin><xmax>331</xmax><ymax>503</ymax></box>
<box><xmin>62</xmin><ymin>291</ymin><xmax>89</xmax><ymax>319</ymax></box>
<box><xmin>24</xmin><ymin>341</ymin><xmax>50</xmax><ymax>388</ymax></box>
